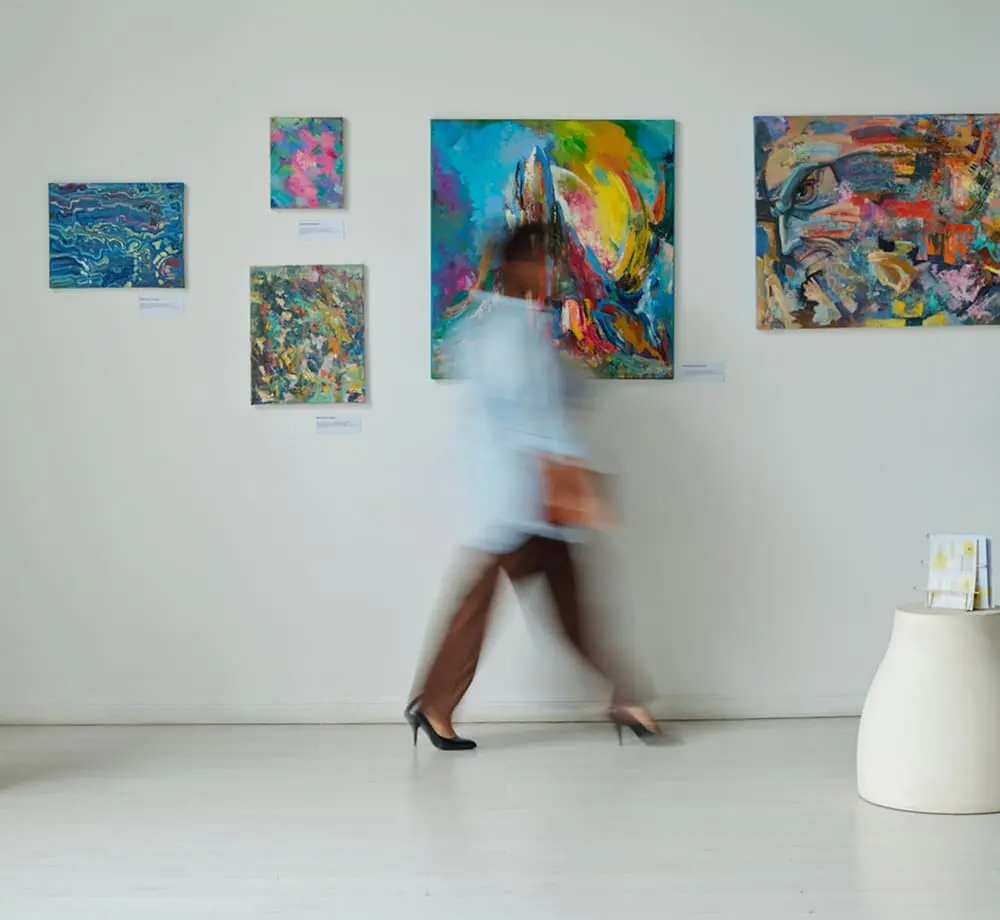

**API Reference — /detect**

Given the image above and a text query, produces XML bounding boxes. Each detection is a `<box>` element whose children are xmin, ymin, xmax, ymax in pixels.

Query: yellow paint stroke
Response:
<box><xmin>922</xmin><ymin>313</ymin><xmax>949</xmax><ymax>326</ymax></box>
<box><xmin>869</xmin><ymin>251</ymin><xmax>917</xmax><ymax>294</ymax></box>
<box><xmin>566</xmin><ymin>122</ymin><xmax>664</xmax><ymax>296</ymax></box>
<box><xmin>613</xmin><ymin>214</ymin><xmax>653</xmax><ymax>296</ymax></box>
<box><xmin>563</xmin><ymin>120</ymin><xmax>635</xmax><ymax>174</ymax></box>
<box><xmin>892</xmin><ymin>300</ymin><xmax>924</xmax><ymax>318</ymax></box>
<box><xmin>561</xmin><ymin>299</ymin><xmax>588</xmax><ymax>343</ymax></box>
<box><xmin>611</xmin><ymin>310</ymin><xmax>660</xmax><ymax>358</ymax></box>
<box><xmin>588</xmin><ymin>169</ymin><xmax>631</xmax><ymax>247</ymax></box>
<box><xmin>866</xmin><ymin>318</ymin><xmax>906</xmax><ymax>327</ymax></box>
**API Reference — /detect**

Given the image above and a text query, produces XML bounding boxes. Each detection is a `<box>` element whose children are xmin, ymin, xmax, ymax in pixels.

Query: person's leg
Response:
<box><xmin>414</xmin><ymin>540</ymin><xmax>544</xmax><ymax>736</ymax></box>
<box><xmin>532</xmin><ymin>537</ymin><xmax>654</xmax><ymax>719</ymax></box>
<box><xmin>415</xmin><ymin>557</ymin><xmax>502</xmax><ymax>736</ymax></box>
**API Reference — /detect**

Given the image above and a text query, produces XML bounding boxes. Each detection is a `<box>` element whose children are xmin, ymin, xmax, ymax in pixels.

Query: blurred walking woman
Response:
<box><xmin>407</xmin><ymin>222</ymin><xmax>663</xmax><ymax>751</ymax></box>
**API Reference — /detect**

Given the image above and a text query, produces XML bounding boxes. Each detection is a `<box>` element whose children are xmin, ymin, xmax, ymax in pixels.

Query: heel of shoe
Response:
<box><xmin>609</xmin><ymin>709</ymin><xmax>669</xmax><ymax>746</ymax></box>
<box><xmin>407</xmin><ymin>708</ymin><xmax>477</xmax><ymax>752</ymax></box>
<box><xmin>404</xmin><ymin>704</ymin><xmax>419</xmax><ymax>747</ymax></box>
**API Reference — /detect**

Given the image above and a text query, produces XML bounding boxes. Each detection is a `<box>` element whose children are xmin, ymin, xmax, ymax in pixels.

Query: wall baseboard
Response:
<box><xmin>0</xmin><ymin>694</ymin><xmax>864</xmax><ymax>726</ymax></box>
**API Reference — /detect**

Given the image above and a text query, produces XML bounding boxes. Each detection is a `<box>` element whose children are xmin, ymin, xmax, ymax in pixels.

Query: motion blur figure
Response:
<box><xmin>407</xmin><ymin>222</ymin><xmax>663</xmax><ymax>751</ymax></box>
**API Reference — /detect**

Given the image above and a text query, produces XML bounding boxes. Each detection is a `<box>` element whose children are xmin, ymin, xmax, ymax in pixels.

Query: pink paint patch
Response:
<box><xmin>559</xmin><ymin>188</ymin><xmax>614</xmax><ymax>268</ymax></box>
<box><xmin>436</xmin><ymin>260</ymin><xmax>475</xmax><ymax>307</ymax></box>
<box><xmin>292</xmin><ymin>149</ymin><xmax>318</xmax><ymax>173</ymax></box>
<box><xmin>967</xmin><ymin>301</ymin><xmax>995</xmax><ymax>323</ymax></box>
<box><xmin>320</xmin><ymin>131</ymin><xmax>338</xmax><ymax>156</ymax></box>
<box><xmin>934</xmin><ymin>263</ymin><xmax>982</xmax><ymax>305</ymax></box>
<box><xmin>298</xmin><ymin>127</ymin><xmax>321</xmax><ymax>149</ymax></box>
<box><xmin>288</xmin><ymin>173</ymin><xmax>318</xmax><ymax>208</ymax></box>
<box><xmin>432</xmin><ymin>161</ymin><xmax>465</xmax><ymax>213</ymax></box>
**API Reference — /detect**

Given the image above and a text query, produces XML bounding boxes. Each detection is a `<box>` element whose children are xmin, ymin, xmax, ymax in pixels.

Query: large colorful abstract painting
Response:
<box><xmin>250</xmin><ymin>265</ymin><xmax>366</xmax><ymax>405</ymax></box>
<box><xmin>431</xmin><ymin>119</ymin><xmax>675</xmax><ymax>378</ymax></box>
<box><xmin>270</xmin><ymin>117</ymin><xmax>345</xmax><ymax>209</ymax></box>
<box><xmin>49</xmin><ymin>182</ymin><xmax>185</xmax><ymax>288</ymax></box>
<box><xmin>755</xmin><ymin>114</ymin><xmax>1000</xmax><ymax>328</ymax></box>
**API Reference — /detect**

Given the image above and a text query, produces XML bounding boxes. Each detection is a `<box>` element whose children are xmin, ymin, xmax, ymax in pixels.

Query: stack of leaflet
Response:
<box><xmin>927</xmin><ymin>534</ymin><xmax>993</xmax><ymax>611</ymax></box>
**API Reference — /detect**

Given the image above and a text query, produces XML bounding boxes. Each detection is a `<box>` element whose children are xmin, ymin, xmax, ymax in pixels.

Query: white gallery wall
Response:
<box><xmin>2</xmin><ymin>0</ymin><xmax>998</xmax><ymax>723</ymax></box>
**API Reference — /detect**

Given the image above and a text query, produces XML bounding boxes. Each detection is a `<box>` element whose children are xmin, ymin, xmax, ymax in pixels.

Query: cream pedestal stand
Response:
<box><xmin>857</xmin><ymin>604</ymin><xmax>1000</xmax><ymax>814</ymax></box>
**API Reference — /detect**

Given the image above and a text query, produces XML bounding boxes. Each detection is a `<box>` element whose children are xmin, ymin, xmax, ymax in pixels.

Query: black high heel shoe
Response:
<box><xmin>405</xmin><ymin>706</ymin><xmax>477</xmax><ymax>751</ymax></box>
<box><xmin>610</xmin><ymin>709</ymin><xmax>669</xmax><ymax>746</ymax></box>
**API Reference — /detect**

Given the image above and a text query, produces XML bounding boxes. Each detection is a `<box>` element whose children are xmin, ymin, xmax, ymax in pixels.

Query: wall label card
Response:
<box><xmin>677</xmin><ymin>360</ymin><xmax>726</xmax><ymax>383</ymax></box>
<box><xmin>138</xmin><ymin>293</ymin><xmax>185</xmax><ymax>314</ymax></box>
<box><xmin>316</xmin><ymin>415</ymin><xmax>362</xmax><ymax>435</ymax></box>
<box><xmin>298</xmin><ymin>218</ymin><xmax>345</xmax><ymax>241</ymax></box>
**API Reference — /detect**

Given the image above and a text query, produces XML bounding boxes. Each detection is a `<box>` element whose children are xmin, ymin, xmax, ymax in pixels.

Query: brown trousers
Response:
<box><xmin>413</xmin><ymin>535</ymin><xmax>640</xmax><ymax>723</ymax></box>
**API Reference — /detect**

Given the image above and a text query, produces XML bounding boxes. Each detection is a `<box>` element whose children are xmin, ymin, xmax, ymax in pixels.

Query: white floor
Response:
<box><xmin>0</xmin><ymin>719</ymin><xmax>997</xmax><ymax>918</ymax></box>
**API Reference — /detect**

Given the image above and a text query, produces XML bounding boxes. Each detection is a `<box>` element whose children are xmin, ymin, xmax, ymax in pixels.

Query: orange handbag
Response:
<box><xmin>541</xmin><ymin>458</ymin><xmax>607</xmax><ymax>528</ymax></box>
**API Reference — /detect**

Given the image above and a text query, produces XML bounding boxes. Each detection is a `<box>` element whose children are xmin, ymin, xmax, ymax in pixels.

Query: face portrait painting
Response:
<box><xmin>755</xmin><ymin>114</ymin><xmax>1000</xmax><ymax>329</ymax></box>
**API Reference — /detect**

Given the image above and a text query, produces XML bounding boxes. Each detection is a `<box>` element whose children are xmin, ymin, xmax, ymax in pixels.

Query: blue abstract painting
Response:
<box><xmin>49</xmin><ymin>182</ymin><xmax>185</xmax><ymax>289</ymax></box>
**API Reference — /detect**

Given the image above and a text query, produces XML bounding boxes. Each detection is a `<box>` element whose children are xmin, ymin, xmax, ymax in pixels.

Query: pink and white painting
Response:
<box><xmin>270</xmin><ymin>117</ymin><xmax>344</xmax><ymax>209</ymax></box>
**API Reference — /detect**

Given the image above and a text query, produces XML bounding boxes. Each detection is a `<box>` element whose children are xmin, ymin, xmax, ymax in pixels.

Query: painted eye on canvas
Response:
<box><xmin>792</xmin><ymin>166</ymin><xmax>837</xmax><ymax>209</ymax></box>
<box><xmin>794</xmin><ymin>175</ymin><xmax>819</xmax><ymax>205</ymax></box>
